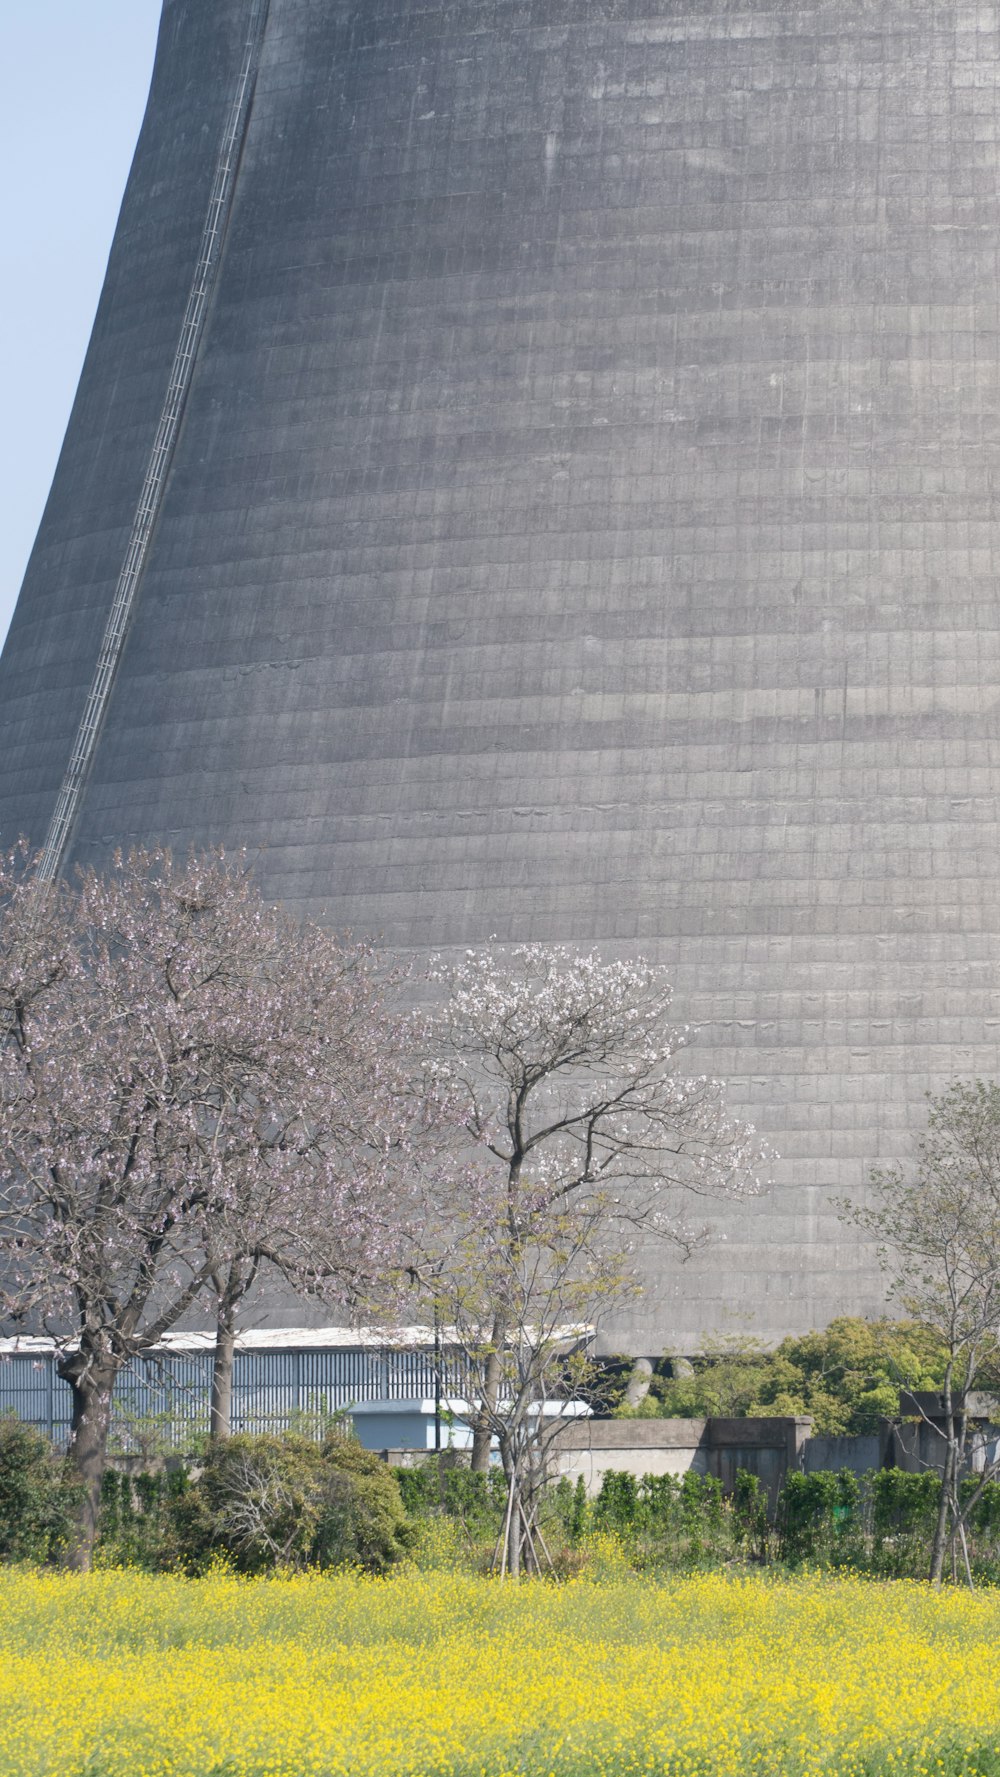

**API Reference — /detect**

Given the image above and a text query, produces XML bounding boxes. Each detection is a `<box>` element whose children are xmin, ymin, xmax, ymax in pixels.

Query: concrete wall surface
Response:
<box><xmin>7</xmin><ymin>1</ymin><xmax>1000</xmax><ymax>1346</ymax></box>
<box><xmin>551</xmin><ymin>1418</ymin><xmax>713</xmax><ymax>1491</ymax></box>
<box><xmin>890</xmin><ymin>1420</ymin><xmax>1000</xmax><ymax>1476</ymax></box>
<box><xmin>551</xmin><ymin>1416</ymin><xmax>813</xmax><ymax>1504</ymax></box>
<box><xmin>804</xmin><ymin>1434</ymin><xmax>884</xmax><ymax>1478</ymax></box>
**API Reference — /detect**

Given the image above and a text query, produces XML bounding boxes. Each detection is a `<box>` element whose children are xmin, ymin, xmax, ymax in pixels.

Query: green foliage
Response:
<box><xmin>393</xmin><ymin>1457</ymin><xmax>1000</xmax><ymax>1584</ymax></box>
<box><xmin>393</xmin><ymin>1463</ymin><xmax>437</xmax><ymax>1516</ymax></box>
<box><xmin>549</xmin><ymin>1475</ymin><xmax>592</xmax><ymax>1551</ymax></box>
<box><xmin>581</xmin><ymin>1460</ymin><xmax>1000</xmax><ymax>1580</ymax></box>
<box><xmin>593</xmin><ymin>1469</ymin><xmax>638</xmax><ymax>1536</ymax></box>
<box><xmin>391</xmin><ymin>1459</ymin><xmax>507</xmax><ymax>1541</ymax></box>
<box><xmin>963</xmin><ymin>1476</ymin><xmax>1000</xmax><ymax>1538</ymax></box>
<box><xmin>646</xmin><ymin>1317</ymin><xmax>953</xmax><ymax>1435</ymax></box>
<box><xmin>778</xmin><ymin>1469</ymin><xmax>860</xmax><ymax>1566</ymax></box>
<box><xmin>731</xmin><ymin>1470</ymin><xmax>769</xmax><ymax>1562</ymax></box>
<box><xmin>441</xmin><ymin>1466</ymin><xmax>507</xmax><ymax>1535</ymax></box>
<box><xmin>634</xmin><ymin>1338</ymin><xmax>770</xmax><ymax>1421</ymax></box>
<box><xmin>317</xmin><ymin>1436</ymin><xmax>417</xmax><ymax>1573</ymax></box>
<box><xmin>863</xmin><ymin>1467</ymin><xmax>940</xmax><ymax>1576</ymax></box>
<box><xmin>677</xmin><ymin>1473</ymin><xmax>728</xmax><ymax>1564</ymax></box>
<box><xmin>771</xmin><ymin>1468</ymin><xmax>1000</xmax><ymax>1581</ymax></box>
<box><xmin>589</xmin><ymin>1467</ymin><xmax>731</xmax><ymax>1567</ymax></box>
<box><xmin>551</xmin><ymin>1475</ymin><xmax>574</xmax><ymax>1530</ymax></box>
<box><xmin>869</xmin><ymin>1467</ymin><xmax>939</xmax><ymax>1537</ymax></box>
<box><xmin>97</xmin><ymin>1465</ymin><xmax>189</xmax><ymax>1569</ymax></box>
<box><xmin>16</xmin><ymin>1403</ymin><xmax>1000</xmax><ymax>1586</ymax></box>
<box><xmin>561</xmin><ymin>1471</ymin><xmax>589</xmax><ymax>1542</ymax></box>
<box><xmin>171</xmin><ymin>1434</ymin><xmax>414</xmax><ymax>1575</ymax></box>
<box><xmin>0</xmin><ymin>1413</ymin><xmax>78</xmax><ymax>1564</ymax></box>
<box><xmin>635</xmin><ymin>1472</ymin><xmax>681</xmax><ymax>1534</ymax></box>
<box><xmin>570</xmin><ymin>1474</ymin><xmax>589</xmax><ymax>1543</ymax></box>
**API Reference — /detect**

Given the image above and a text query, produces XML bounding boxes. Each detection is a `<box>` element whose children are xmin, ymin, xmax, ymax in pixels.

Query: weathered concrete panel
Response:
<box><xmin>804</xmin><ymin>1435</ymin><xmax>884</xmax><ymax>1479</ymax></box>
<box><xmin>551</xmin><ymin>1415</ymin><xmax>811</xmax><ymax>1500</ymax></box>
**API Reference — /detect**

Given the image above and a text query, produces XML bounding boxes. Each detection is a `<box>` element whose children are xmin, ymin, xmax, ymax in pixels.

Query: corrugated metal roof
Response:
<box><xmin>0</xmin><ymin>1323</ymin><xmax>594</xmax><ymax>1358</ymax></box>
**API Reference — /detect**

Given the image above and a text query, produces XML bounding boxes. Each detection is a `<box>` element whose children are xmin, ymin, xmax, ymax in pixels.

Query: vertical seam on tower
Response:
<box><xmin>35</xmin><ymin>0</ymin><xmax>272</xmax><ymax>886</ymax></box>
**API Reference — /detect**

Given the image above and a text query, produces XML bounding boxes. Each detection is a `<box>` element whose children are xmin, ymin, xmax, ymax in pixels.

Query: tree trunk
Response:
<box><xmin>471</xmin><ymin>1323</ymin><xmax>504</xmax><ymax>1473</ymax></box>
<box><xmin>929</xmin><ymin>1373</ymin><xmax>956</xmax><ymax>1586</ymax></box>
<box><xmin>948</xmin><ymin>1400</ymin><xmax>970</xmax><ymax>1585</ymax></box>
<box><xmin>507</xmin><ymin>1475</ymin><xmax>522</xmax><ymax>1578</ymax></box>
<box><xmin>929</xmin><ymin>1441</ymin><xmax>953</xmax><ymax>1585</ymax></box>
<box><xmin>60</xmin><ymin>1358</ymin><xmax>118</xmax><ymax>1572</ymax></box>
<box><xmin>210</xmin><ymin>1299</ymin><xmax>237</xmax><ymax>1441</ymax></box>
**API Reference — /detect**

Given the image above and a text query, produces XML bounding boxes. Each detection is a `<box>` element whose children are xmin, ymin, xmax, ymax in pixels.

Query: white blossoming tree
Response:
<box><xmin>418</xmin><ymin>945</ymin><xmax>766</xmax><ymax>1573</ymax></box>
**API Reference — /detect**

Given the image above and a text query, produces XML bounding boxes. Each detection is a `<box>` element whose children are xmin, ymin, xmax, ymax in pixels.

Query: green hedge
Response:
<box><xmin>582</xmin><ymin>1462</ymin><xmax>1000</xmax><ymax>1578</ymax></box>
<box><xmin>7</xmin><ymin>1411</ymin><xmax>1000</xmax><ymax>1581</ymax></box>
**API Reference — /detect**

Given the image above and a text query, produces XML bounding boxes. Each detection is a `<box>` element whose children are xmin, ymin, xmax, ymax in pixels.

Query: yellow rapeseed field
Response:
<box><xmin>2</xmin><ymin>1563</ymin><xmax>999</xmax><ymax>1777</ymax></box>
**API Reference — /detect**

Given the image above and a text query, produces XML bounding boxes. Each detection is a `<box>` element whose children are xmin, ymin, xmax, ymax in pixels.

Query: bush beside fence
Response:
<box><xmin>7</xmin><ymin>1405</ymin><xmax>1000</xmax><ymax>1579</ymax></box>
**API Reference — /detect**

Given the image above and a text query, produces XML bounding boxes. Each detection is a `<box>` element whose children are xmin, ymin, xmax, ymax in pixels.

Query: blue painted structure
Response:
<box><xmin>0</xmin><ymin>1329</ymin><xmax>473</xmax><ymax>1452</ymax></box>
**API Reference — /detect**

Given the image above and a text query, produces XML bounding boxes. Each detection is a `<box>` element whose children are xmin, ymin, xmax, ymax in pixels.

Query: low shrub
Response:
<box><xmin>551</xmin><ymin>1474</ymin><xmax>590</xmax><ymax>1545</ymax></box>
<box><xmin>171</xmin><ymin>1433</ymin><xmax>414</xmax><ymax>1574</ymax></box>
<box><xmin>593</xmin><ymin>1469</ymin><xmax>638</xmax><ymax>1538</ymax></box>
<box><xmin>731</xmin><ymin>1470</ymin><xmax>770</xmax><ymax>1562</ymax></box>
<box><xmin>589</xmin><ymin>1467</ymin><xmax>732</xmax><ymax>1567</ymax></box>
<box><xmin>0</xmin><ymin>1412</ymin><xmax>78</xmax><ymax>1564</ymax></box>
<box><xmin>315</xmin><ymin>1438</ymin><xmax>417</xmax><ymax>1572</ymax></box>
<box><xmin>777</xmin><ymin>1469</ymin><xmax>861</xmax><ymax>1567</ymax></box>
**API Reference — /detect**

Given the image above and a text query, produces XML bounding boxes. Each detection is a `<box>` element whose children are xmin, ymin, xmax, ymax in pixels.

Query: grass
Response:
<box><xmin>2</xmin><ymin>1558</ymin><xmax>1000</xmax><ymax>1775</ymax></box>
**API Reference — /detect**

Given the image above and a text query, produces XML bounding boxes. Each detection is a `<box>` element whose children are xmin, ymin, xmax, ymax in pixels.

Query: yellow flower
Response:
<box><xmin>1</xmin><ymin>1568</ymin><xmax>999</xmax><ymax>1774</ymax></box>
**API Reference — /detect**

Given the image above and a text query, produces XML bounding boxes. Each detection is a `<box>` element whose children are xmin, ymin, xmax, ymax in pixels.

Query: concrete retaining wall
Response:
<box><xmin>804</xmin><ymin>1434</ymin><xmax>884</xmax><ymax>1478</ymax></box>
<box><xmin>550</xmin><ymin>1416</ymin><xmax>812</xmax><ymax>1509</ymax></box>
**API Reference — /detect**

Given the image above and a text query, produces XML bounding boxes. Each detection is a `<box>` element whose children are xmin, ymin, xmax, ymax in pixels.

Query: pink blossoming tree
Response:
<box><xmin>0</xmin><ymin>846</ymin><xmax>425</xmax><ymax>1567</ymax></box>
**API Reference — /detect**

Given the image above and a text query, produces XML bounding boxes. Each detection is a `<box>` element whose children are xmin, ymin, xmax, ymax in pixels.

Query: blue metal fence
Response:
<box><xmin>0</xmin><ymin>1342</ymin><xmax>473</xmax><ymax>1450</ymax></box>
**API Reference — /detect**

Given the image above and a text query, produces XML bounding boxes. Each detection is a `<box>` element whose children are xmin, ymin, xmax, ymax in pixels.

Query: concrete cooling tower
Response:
<box><xmin>2</xmin><ymin>0</ymin><xmax>998</xmax><ymax>1350</ymax></box>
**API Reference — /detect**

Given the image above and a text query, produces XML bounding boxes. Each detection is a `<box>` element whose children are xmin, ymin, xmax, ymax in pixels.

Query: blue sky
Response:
<box><xmin>0</xmin><ymin>3</ymin><xmax>160</xmax><ymax>653</ymax></box>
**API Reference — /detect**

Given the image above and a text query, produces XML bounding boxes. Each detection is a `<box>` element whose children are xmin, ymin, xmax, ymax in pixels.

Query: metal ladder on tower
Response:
<box><xmin>35</xmin><ymin>0</ymin><xmax>272</xmax><ymax>887</ymax></box>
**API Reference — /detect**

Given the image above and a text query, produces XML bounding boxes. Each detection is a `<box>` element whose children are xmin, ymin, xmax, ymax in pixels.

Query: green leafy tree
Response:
<box><xmin>644</xmin><ymin>1317</ymin><xmax>952</xmax><ymax>1435</ymax></box>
